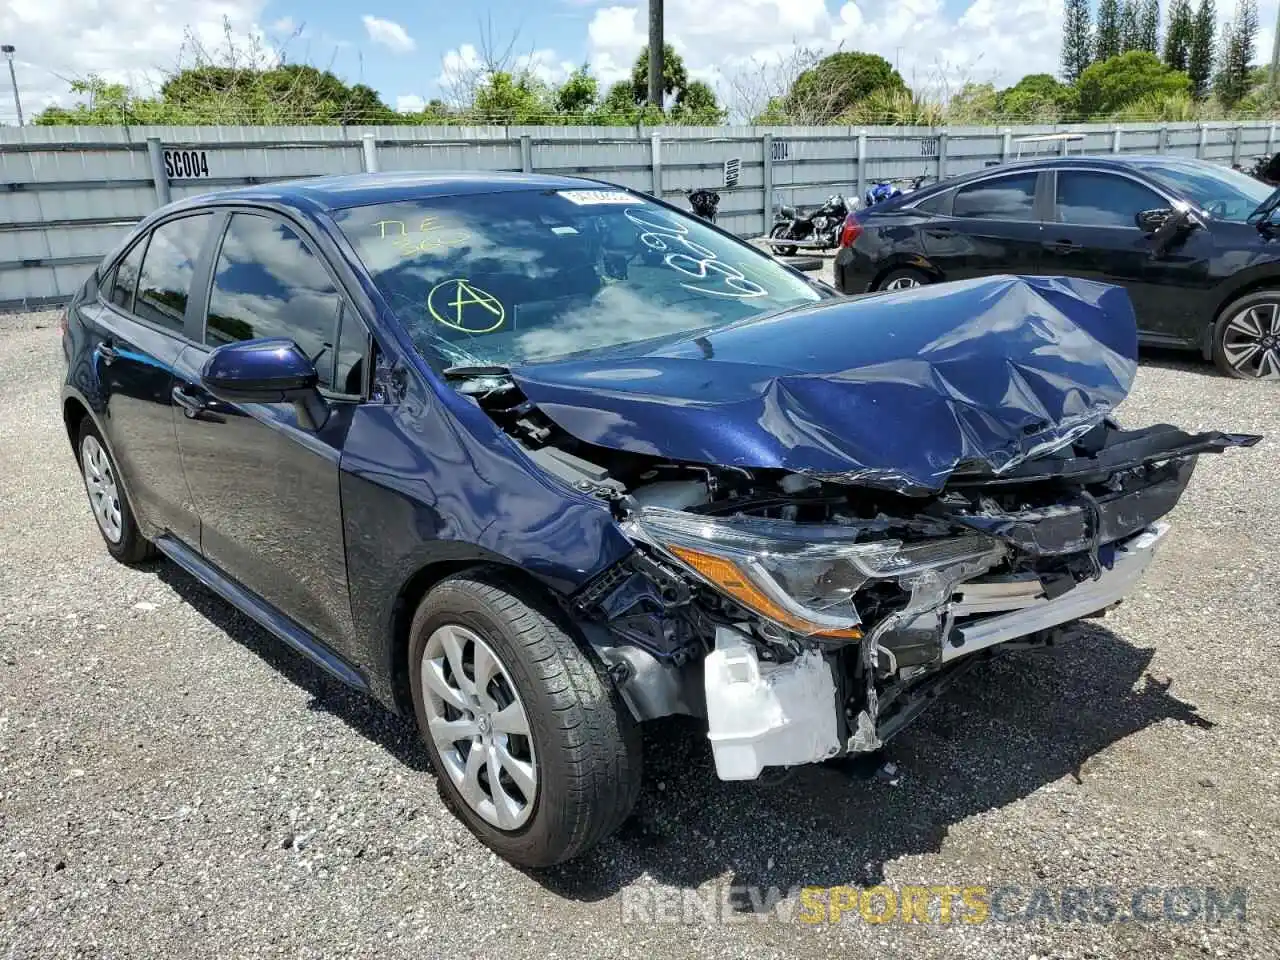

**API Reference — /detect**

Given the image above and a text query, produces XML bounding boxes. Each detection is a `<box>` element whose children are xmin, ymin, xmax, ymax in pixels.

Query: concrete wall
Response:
<box><xmin>2</xmin><ymin>120</ymin><xmax>1277</xmax><ymax>308</ymax></box>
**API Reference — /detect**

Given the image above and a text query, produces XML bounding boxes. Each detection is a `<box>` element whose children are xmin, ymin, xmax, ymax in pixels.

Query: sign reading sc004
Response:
<box><xmin>162</xmin><ymin>148</ymin><xmax>212</xmax><ymax>180</ymax></box>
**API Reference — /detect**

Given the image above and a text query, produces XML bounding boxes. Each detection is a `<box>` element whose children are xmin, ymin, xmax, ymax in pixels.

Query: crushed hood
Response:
<box><xmin>509</xmin><ymin>275</ymin><xmax>1140</xmax><ymax>495</ymax></box>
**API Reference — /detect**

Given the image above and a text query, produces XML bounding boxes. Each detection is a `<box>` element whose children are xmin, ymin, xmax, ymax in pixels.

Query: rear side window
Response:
<box><xmin>205</xmin><ymin>213</ymin><xmax>344</xmax><ymax>388</ymax></box>
<box><xmin>135</xmin><ymin>214</ymin><xmax>214</xmax><ymax>334</ymax></box>
<box><xmin>912</xmin><ymin>190</ymin><xmax>951</xmax><ymax>215</ymax></box>
<box><xmin>107</xmin><ymin>239</ymin><xmax>147</xmax><ymax>312</ymax></box>
<box><xmin>1056</xmin><ymin>171</ymin><xmax>1165</xmax><ymax>227</ymax></box>
<box><xmin>953</xmin><ymin>174</ymin><xmax>1039</xmax><ymax>221</ymax></box>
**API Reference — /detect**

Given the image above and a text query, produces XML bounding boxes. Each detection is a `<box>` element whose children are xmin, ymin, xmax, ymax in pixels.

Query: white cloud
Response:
<box><xmin>396</xmin><ymin>94</ymin><xmax>426</xmax><ymax>113</ymax></box>
<box><xmin>361</xmin><ymin>14</ymin><xmax>416</xmax><ymax>54</ymax></box>
<box><xmin>0</xmin><ymin>0</ymin><xmax>273</xmax><ymax>123</ymax></box>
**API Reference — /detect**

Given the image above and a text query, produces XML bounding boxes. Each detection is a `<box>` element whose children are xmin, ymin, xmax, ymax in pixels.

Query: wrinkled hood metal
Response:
<box><xmin>509</xmin><ymin>275</ymin><xmax>1140</xmax><ymax>495</ymax></box>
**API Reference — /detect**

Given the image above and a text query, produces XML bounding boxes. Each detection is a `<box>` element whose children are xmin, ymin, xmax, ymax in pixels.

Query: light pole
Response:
<box><xmin>1</xmin><ymin>45</ymin><xmax>21</xmax><ymax>126</ymax></box>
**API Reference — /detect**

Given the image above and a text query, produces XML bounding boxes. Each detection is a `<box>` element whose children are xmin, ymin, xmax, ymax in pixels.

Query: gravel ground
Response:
<box><xmin>2</xmin><ymin>302</ymin><xmax>1278</xmax><ymax>959</ymax></box>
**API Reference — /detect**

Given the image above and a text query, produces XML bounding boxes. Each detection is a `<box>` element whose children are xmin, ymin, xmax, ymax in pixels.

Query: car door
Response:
<box><xmin>920</xmin><ymin>171</ymin><xmax>1046</xmax><ymax>281</ymax></box>
<box><xmin>75</xmin><ymin>214</ymin><xmax>217</xmax><ymax>546</ymax></box>
<box><xmin>1042</xmin><ymin>169</ymin><xmax>1214</xmax><ymax>345</ymax></box>
<box><xmin>171</xmin><ymin>210</ymin><xmax>372</xmax><ymax>648</ymax></box>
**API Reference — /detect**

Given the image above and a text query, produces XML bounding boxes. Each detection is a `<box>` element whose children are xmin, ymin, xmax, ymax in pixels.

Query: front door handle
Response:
<box><xmin>926</xmin><ymin>227</ymin><xmax>954</xmax><ymax>238</ymax></box>
<box><xmin>1044</xmin><ymin>239</ymin><xmax>1082</xmax><ymax>254</ymax></box>
<box><xmin>171</xmin><ymin>384</ymin><xmax>224</xmax><ymax>423</ymax></box>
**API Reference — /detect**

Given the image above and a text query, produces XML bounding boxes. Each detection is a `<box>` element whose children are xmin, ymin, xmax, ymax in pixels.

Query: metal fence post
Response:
<box><xmin>1232</xmin><ymin>124</ymin><xmax>1244</xmax><ymax>166</ymax></box>
<box><xmin>1112</xmin><ymin>126</ymin><xmax>1122</xmax><ymax>153</ymax></box>
<box><xmin>937</xmin><ymin>129</ymin><xmax>948</xmax><ymax>181</ymax></box>
<box><xmin>650</xmin><ymin>132</ymin><xmax>662</xmax><ymax>197</ymax></box>
<box><xmin>1197</xmin><ymin>123</ymin><xmax>1208</xmax><ymax>159</ymax></box>
<box><xmin>856</xmin><ymin>129</ymin><xmax>868</xmax><ymax>200</ymax></box>
<box><xmin>762</xmin><ymin>133</ymin><xmax>774</xmax><ymax>229</ymax></box>
<box><xmin>1269</xmin><ymin>123</ymin><xmax>1277</xmax><ymax>157</ymax></box>
<box><xmin>145</xmin><ymin>137</ymin><xmax>171</xmax><ymax>208</ymax></box>
<box><xmin>520</xmin><ymin>135</ymin><xmax>533</xmax><ymax>173</ymax></box>
<box><xmin>1157</xmin><ymin>124</ymin><xmax>1168</xmax><ymax>154</ymax></box>
<box><xmin>1000</xmin><ymin>128</ymin><xmax>1012</xmax><ymax>164</ymax></box>
<box><xmin>361</xmin><ymin>133</ymin><xmax>379</xmax><ymax>173</ymax></box>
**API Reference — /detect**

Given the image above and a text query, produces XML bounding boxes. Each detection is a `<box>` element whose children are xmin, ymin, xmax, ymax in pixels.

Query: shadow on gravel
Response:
<box><xmin>153</xmin><ymin>560</ymin><xmax>431</xmax><ymax>773</ymax></box>
<box><xmin>534</xmin><ymin>622</ymin><xmax>1213</xmax><ymax>906</ymax></box>
<box><xmin>1138</xmin><ymin>346</ymin><xmax>1222</xmax><ymax>379</ymax></box>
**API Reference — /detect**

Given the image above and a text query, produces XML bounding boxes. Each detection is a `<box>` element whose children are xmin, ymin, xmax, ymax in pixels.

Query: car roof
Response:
<box><xmin>182</xmin><ymin>171</ymin><xmax>620</xmax><ymax>214</ymax></box>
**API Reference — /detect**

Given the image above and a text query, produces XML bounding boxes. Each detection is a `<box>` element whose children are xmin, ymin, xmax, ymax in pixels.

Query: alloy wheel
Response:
<box><xmin>1222</xmin><ymin>301</ymin><xmax>1280</xmax><ymax>379</ymax></box>
<box><xmin>420</xmin><ymin>624</ymin><xmax>538</xmax><ymax>830</ymax></box>
<box><xmin>81</xmin><ymin>435</ymin><xmax>123</xmax><ymax>543</ymax></box>
<box><xmin>884</xmin><ymin>274</ymin><xmax>921</xmax><ymax>290</ymax></box>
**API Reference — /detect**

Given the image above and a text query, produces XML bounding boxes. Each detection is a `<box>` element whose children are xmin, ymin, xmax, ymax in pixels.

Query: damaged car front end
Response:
<box><xmin>459</xmin><ymin>274</ymin><xmax>1258</xmax><ymax>780</ymax></box>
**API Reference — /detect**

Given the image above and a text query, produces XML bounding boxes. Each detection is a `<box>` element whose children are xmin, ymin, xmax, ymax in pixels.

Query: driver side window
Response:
<box><xmin>1055</xmin><ymin>171</ymin><xmax>1165</xmax><ymax>227</ymax></box>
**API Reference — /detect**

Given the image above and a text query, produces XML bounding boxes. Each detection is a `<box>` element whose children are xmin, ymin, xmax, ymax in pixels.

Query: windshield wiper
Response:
<box><xmin>443</xmin><ymin>363</ymin><xmax>511</xmax><ymax>379</ymax></box>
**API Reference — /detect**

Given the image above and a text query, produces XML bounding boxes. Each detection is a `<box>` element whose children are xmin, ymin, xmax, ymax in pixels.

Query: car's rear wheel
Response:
<box><xmin>1213</xmin><ymin>291</ymin><xmax>1280</xmax><ymax>379</ymax></box>
<box><xmin>769</xmin><ymin>223</ymin><xmax>798</xmax><ymax>257</ymax></box>
<box><xmin>878</xmin><ymin>267</ymin><xmax>929</xmax><ymax>291</ymax></box>
<box><xmin>76</xmin><ymin>420</ymin><xmax>154</xmax><ymax>564</ymax></box>
<box><xmin>408</xmin><ymin>572</ymin><xmax>641</xmax><ymax>867</ymax></box>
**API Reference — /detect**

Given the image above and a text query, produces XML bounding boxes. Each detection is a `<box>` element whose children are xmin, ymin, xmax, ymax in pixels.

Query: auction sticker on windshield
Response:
<box><xmin>557</xmin><ymin>190</ymin><xmax>636</xmax><ymax>205</ymax></box>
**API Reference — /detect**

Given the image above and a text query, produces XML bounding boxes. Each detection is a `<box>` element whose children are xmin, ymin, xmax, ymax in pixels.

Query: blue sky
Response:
<box><xmin>3</xmin><ymin>0</ymin><xmax>1275</xmax><ymax>123</ymax></box>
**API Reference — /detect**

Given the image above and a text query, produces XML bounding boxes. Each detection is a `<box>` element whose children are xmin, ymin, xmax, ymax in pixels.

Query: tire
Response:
<box><xmin>76</xmin><ymin>419</ymin><xmax>154</xmax><ymax>564</ymax></box>
<box><xmin>877</xmin><ymin>267</ymin><xmax>929</xmax><ymax>292</ymax></box>
<box><xmin>408</xmin><ymin>572</ymin><xmax>642</xmax><ymax>867</ymax></box>
<box><xmin>1211</xmin><ymin>290</ymin><xmax>1280</xmax><ymax>380</ymax></box>
<box><xmin>769</xmin><ymin>223</ymin><xmax>798</xmax><ymax>257</ymax></box>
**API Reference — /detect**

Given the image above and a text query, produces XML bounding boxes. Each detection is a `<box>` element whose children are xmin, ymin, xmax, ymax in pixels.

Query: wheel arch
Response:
<box><xmin>1205</xmin><ymin>267</ymin><xmax>1280</xmax><ymax>359</ymax></box>
<box><xmin>869</xmin><ymin>256</ymin><xmax>943</xmax><ymax>291</ymax></box>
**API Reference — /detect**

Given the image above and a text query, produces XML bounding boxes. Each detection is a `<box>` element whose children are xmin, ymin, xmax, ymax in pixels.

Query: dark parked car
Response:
<box><xmin>833</xmin><ymin>155</ymin><xmax>1280</xmax><ymax>380</ymax></box>
<box><xmin>60</xmin><ymin>172</ymin><xmax>1256</xmax><ymax>867</ymax></box>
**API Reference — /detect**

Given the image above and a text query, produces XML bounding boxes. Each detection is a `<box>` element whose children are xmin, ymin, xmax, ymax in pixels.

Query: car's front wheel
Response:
<box><xmin>878</xmin><ymin>267</ymin><xmax>929</xmax><ymax>291</ymax></box>
<box><xmin>408</xmin><ymin>572</ymin><xmax>642</xmax><ymax>867</ymax></box>
<box><xmin>76</xmin><ymin>420</ymin><xmax>154</xmax><ymax>564</ymax></box>
<box><xmin>1212</xmin><ymin>291</ymin><xmax>1280</xmax><ymax>379</ymax></box>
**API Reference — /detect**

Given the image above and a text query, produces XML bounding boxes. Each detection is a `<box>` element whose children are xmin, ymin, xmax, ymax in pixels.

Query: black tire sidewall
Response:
<box><xmin>407</xmin><ymin>576</ymin><xmax>623</xmax><ymax>866</ymax></box>
<box><xmin>1212</xmin><ymin>291</ymin><xmax>1279</xmax><ymax>380</ymax></box>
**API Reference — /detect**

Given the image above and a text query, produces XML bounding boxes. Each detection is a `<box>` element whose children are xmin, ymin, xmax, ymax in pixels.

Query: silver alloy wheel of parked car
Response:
<box><xmin>420</xmin><ymin>623</ymin><xmax>538</xmax><ymax>830</ymax></box>
<box><xmin>1221</xmin><ymin>300</ymin><xmax>1280</xmax><ymax>379</ymax></box>
<box><xmin>884</xmin><ymin>274</ymin><xmax>922</xmax><ymax>290</ymax></box>
<box><xmin>80</xmin><ymin>434</ymin><xmax>123</xmax><ymax>543</ymax></box>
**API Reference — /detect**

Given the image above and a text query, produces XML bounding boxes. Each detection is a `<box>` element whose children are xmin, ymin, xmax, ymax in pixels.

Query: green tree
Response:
<box><xmin>1189</xmin><ymin>0</ymin><xmax>1217</xmax><ymax>98</ymax></box>
<box><xmin>787</xmin><ymin>51</ymin><xmax>907</xmax><ymax>123</ymax></box>
<box><xmin>1062</xmin><ymin>0</ymin><xmax>1095</xmax><ymax>81</ymax></box>
<box><xmin>1214</xmin><ymin>0</ymin><xmax>1259</xmax><ymax>107</ymax></box>
<box><xmin>947</xmin><ymin>82</ymin><xmax>999</xmax><ymax>123</ymax></box>
<box><xmin>1097</xmin><ymin>0</ymin><xmax>1124</xmax><ymax>59</ymax></box>
<box><xmin>1164</xmin><ymin>0</ymin><xmax>1194</xmax><ymax>71</ymax></box>
<box><xmin>1139</xmin><ymin>0</ymin><xmax>1161</xmax><ymax>52</ymax></box>
<box><xmin>629</xmin><ymin>44</ymin><xmax>688</xmax><ymax>106</ymax></box>
<box><xmin>1121</xmin><ymin>0</ymin><xmax>1144</xmax><ymax>50</ymax></box>
<box><xmin>670</xmin><ymin>79</ymin><xmax>726</xmax><ymax>122</ymax></box>
<box><xmin>1077</xmin><ymin>49</ymin><xmax>1193</xmax><ymax>114</ymax></box>
<box><xmin>555</xmin><ymin>65</ymin><xmax>598</xmax><ymax>115</ymax></box>
<box><xmin>472</xmin><ymin>71</ymin><xmax>551</xmax><ymax>123</ymax></box>
<box><xmin>998</xmin><ymin>73</ymin><xmax>1080</xmax><ymax>118</ymax></box>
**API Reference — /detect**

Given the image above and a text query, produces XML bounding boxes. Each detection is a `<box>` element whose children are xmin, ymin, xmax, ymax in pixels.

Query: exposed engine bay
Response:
<box><xmin>454</xmin><ymin>368</ymin><xmax>1258</xmax><ymax>780</ymax></box>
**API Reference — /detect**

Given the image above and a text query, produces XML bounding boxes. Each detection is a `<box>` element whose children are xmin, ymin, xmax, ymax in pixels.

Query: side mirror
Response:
<box><xmin>1141</xmin><ymin>207</ymin><xmax>1194</xmax><ymax>257</ymax></box>
<box><xmin>200</xmin><ymin>338</ymin><xmax>329</xmax><ymax>430</ymax></box>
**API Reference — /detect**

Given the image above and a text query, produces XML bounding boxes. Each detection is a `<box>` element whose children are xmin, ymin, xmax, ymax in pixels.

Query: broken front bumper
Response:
<box><xmin>703</xmin><ymin>523</ymin><xmax>1169</xmax><ymax>781</ymax></box>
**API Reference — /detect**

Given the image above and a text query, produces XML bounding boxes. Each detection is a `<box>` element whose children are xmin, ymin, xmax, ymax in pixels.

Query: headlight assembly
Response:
<box><xmin>626</xmin><ymin>506</ymin><xmax>1005</xmax><ymax>640</ymax></box>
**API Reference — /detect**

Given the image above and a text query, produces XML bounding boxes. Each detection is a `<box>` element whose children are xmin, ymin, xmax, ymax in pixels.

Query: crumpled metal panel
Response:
<box><xmin>509</xmin><ymin>274</ymin><xmax>1140</xmax><ymax>495</ymax></box>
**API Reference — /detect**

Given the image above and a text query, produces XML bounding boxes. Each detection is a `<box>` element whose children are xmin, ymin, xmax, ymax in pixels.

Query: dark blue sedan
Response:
<box><xmin>60</xmin><ymin>172</ymin><xmax>1254</xmax><ymax>866</ymax></box>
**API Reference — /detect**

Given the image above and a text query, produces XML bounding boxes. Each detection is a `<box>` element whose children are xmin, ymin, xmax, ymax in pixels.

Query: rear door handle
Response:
<box><xmin>96</xmin><ymin>341</ymin><xmax>118</xmax><ymax>365</ymax></box>
<box><xmin>926</xmin><ymin>227</ymin><xmax>954</xmax><ymax>238</ymax></box>
<box><xmin>1044</xmin><ymin>239</ymin><xmax>1082</xmax><ymax>253</ymax></box>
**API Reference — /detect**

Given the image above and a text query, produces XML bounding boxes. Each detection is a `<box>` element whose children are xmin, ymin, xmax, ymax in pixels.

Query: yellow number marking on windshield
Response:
<box><xmin>374</xmin><ymin>218</ymin><xmax>471</xmax><ymax>256</ymax></box>
<box><xmin>427</xmin><ymin>278</ymin><xmax>506</xmax><ymax>334</ymax></box>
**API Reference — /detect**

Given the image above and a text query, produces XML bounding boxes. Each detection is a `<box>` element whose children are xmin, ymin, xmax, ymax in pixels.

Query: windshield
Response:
<box><xmin>334</xmin><ymin>188</ymin><xmax>824</xmax><ymax>368</ymax></box>
<box><xmin>1134</xmin><ymin>160</ymin><xmax>1273</xmax><ymax>222</ymax></box>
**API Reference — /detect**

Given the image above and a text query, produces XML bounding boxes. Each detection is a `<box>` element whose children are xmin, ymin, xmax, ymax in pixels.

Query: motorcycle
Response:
<box><xmin>767</xmin><ymin>194</ymin><xmax>851</xmax><ymax>256</ymax></box>
<box><xmin>686</xmin><ymin>188</ymin><xmax>721</xmax><ymax>223</ymax></box>
<box><xmin>1236</xmin><ymin>154</ymin><xmax>1280</xmax><ymax>185</ymax></box>
<box><xmin>863</xmin><ymin>173</ymin><xmax>931</xmax><ymax>210</ymax></box>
